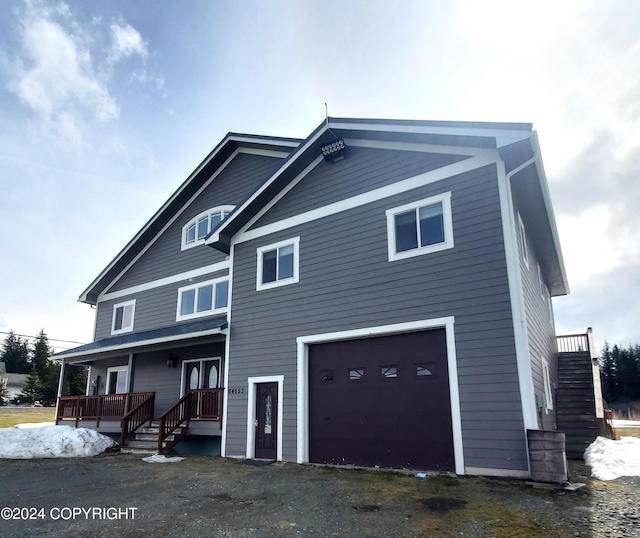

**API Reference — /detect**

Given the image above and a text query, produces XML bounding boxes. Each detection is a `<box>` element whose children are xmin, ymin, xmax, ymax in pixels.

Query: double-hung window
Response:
<box><xmin>111</xmin><ymin>300</ymin><xmax>135</xmax><ymax>335</ymax></box>
<box><xmin>541</xmin><ymin>358</ymin><xmax>553</xmax><ymax>411</ymax></box>
<box><xmin>256</xmin><ymin>237</ymin><xmax>300</xmax><ymax>291</ymax></box>
<box><xmin>182</xmin><ymin>206</ymin><xmax>234</xmax><ymax>250</ymax></box>
<box><xmin>386</xmin><ymin>192</ymin><xmax>453</xmax><ymax>261</ymax></box>
<box><xmin>177</xmin><ymin>278</ymin><xmax>229</xmax><ymax>321</ymax></box>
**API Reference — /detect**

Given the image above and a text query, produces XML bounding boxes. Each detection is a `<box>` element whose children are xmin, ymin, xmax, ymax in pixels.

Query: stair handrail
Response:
<box><xmin>120</xmin><ymin>392</ymin><xmax>156</xmax><ymax>448</ymax></box>
<box><xmin>158</xmin><ymin>392</ymin><xmax>192</xmax><ymax>453</ymax></box>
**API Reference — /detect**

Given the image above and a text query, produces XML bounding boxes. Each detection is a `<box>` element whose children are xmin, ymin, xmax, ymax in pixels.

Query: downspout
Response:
<box><xmin>54</xmin><ymin>358</ymin><xmax>65</xmax><ymax>424</ymax></box>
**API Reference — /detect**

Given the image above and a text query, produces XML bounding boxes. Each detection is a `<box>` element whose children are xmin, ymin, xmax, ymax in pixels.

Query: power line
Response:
<box><xmin>0</xmin><ymin>331</ymin><xmax>87</xmax><ymax>346</ymax></box>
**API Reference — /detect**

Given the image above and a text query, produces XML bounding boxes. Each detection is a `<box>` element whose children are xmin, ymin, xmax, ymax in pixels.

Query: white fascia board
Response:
<box><xmin>57</xmin><ymin>328</ymin><xmax>225</xmax><ymax>361</ymax></box>
<box><xmin>205</xmin><ymin>125</ymin><xmax>333</xmax><ymax>247</ymax></box>
<box><xmin>328</xmin><ymin>120</ymin><xmax>532</xmax><ymax>148</ymax></box>
<box><xmin>98</xmin><ymin>261</ymin><xmax>230</xmax><ymax>303</ymax></box>
<box><xmin>237</xmin><ymin>153</ymin><xmax>498</xmax><ymax>245</ymax></box>
<box><xmin>530</xmin><ymin>133</ymin><xmax>569</xmax><ymax>296</ymax></box>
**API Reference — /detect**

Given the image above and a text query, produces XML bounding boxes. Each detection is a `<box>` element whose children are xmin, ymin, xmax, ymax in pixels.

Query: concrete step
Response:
<box><xmin>127</xmin><ymin>440</ymin><xmax>159</xmax><ymax>449</ymax></box>
<box><xmin>120</xmin><ymin>447</ymin><xmax>158</xmax><ymax>455</ymax></box>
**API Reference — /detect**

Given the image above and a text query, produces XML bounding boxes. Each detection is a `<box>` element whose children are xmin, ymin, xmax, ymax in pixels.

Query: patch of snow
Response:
<box><xmin>0</xmin><ymin>425</ymin><xmax>115</xmax><ymax>459</ymax></box>
<box><xmin>14</xmin><ymin>422</ymin><xmax>56</xmax><ymax>429</ymax></box>
<box><xmin>142</xmin><ymin>454</ymin><xmax>184</xmax><ymax>463</ymax></box>
<box><xmin>584</xmin><ymin>436</ymin><xmax>640</xmax><ymax>480</ymax></box>
<box><xmin>612</xmin><ymin>419</ymin><xmax>640</xmax><ymax>428</ymax></box>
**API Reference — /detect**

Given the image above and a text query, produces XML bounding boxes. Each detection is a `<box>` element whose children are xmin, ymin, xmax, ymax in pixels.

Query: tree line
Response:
<box><xmin>599</xmin><ymin>342</ymin><xmax>640</xmax><ymax>404</ymax></box>
<box><xmin>0</xmin><ymin>330</ymin><xmax>87</xmax><ymax>405</ymax></box>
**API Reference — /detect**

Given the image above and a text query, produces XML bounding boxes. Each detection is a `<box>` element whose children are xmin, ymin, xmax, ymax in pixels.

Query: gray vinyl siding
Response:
<box><xmin>132</xmin><ymin>342</ymin><xmax>224</xmax><ymax>418</ymax></box>
<box><xmin>94</xmin><ymin>271</ymin><xmax>229</xmax><ymax>340</ymax></box>
<box><xmin>513</xmin><ymin>200</ymin><xmax>558</xmax><ymax>431</ymax></box>
<box><xmin>226</xmin><ymin>162</ymin><xmax>528</xmax><ymax>471</ymax></box>
<box><xmin>251</xmin><ymin>146</ymin><xmax>470</xmax><ymax>228</ymax></box>
<box><xmin>107</xmin><ymin>153</ymin><xmax>283</xmax><ymax>293</ymax></box>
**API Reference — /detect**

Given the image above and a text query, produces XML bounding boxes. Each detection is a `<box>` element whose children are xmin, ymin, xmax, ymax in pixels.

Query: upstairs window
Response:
<box><xmin>256</xmin><ymin>237</ymin><xmax>300</xmax><ymax>291</ymax></box>
<box><xmin>177</xmin><ymin>278</ymin><xmax>229</xmax><ymax>321</ymax></box>
<box><xmin>111</xmin><ymin>300</ymin><xmax>135</xmax><ymax>335</ymax></box>
<box><xmin>182</xmin><ymin>206</ymin><xmax>234</xmax><ymax>250</ymax></box>
<box><xmin>386</xmin><ymin>192</ymin><xmax>453</xmax><ymax>261</ymax></box>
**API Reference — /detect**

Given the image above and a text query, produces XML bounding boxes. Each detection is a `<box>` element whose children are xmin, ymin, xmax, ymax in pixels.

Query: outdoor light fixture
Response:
<box><xmin>167</xmin><ymin>353</ymin><xmax>178</xmax><ymax>369</ymax></box>
<box><xmin>321</xmin><ymin>138</ymin><xmax>346</xmax><ymax>162</ymax></box>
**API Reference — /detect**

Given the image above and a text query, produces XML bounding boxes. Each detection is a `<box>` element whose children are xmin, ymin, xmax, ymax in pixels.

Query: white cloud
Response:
<box><xmin>108</xmin><ymin>21</ymin><xmax>148</xmax><ymax>64</ymax></box>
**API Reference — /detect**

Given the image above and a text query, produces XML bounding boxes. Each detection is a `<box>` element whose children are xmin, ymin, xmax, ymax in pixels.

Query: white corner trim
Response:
<box><xmin>220</xmin><ymin>243</ymin><xmax>235</xmax><ymax>458</ymax></box>
<box><xmin>256</xmin><ymin>236</ymin><xmax>300</xmax><ymax>291</ymax></box>
<box><xmin>385</xmin><ymin>191</ymin><xmax>454</xmax><ymax>261</ymax></box>
<box><xmin>236</xmin><ymin>154</ymin><xmax>496</xmax><ymax>245</ymax></box>
<box><xmin>496</xmin><ymin>159</ymin><xmax>538</xmax><ymax>432</ymax></box>
<box><xmin>295</xmin><ymin>316</ymin><xmax>464</xmax><ymax>475</ymax></box>
<box><xmin>517</xmin><ymin>212</ymin><xmax>529</xmax><ymax>270</ymax></box>
<box><xmin>99</xmin><ymin>261</ymin><xmax>230</xmax><ymax>303</ymax></box>
<box><xmin>246</xmin><ymin>375</ymin><xmax>284</xmax><ymax>461</ymax></box>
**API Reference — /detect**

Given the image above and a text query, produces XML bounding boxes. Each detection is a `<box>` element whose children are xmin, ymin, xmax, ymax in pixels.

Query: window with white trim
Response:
<box><xmin>181</xmin><ymin>206</ymin><xmax>234</xmax><ymax>250</ymax></box>
<box><xmin>517</xmin><ymin>212</ymin><xmax>529</xmax><ymax>269</ymax></box>
<box><xmin>106</xmin><ymin>366</ymin><xmax>128</xmax><ymax>394</ymax></box>
<box><xmin>256</xmin><ymin>237</ymin><xmax>300</xmax><ymax>290</ymax></box>
<box><xmin>177</xmin><ymin>278</ymin><xmax>229</xmax><ymax>320</ymax></box>
<box><xmin>541</xmin><ymin>358</ymin><xmax>553</xmax><ymax>411</ymax></box>
<box><xmin>386</xmin><ymin>192</ymin><xmax>454</xmax><ymax>261</ymax></box>
<box><xmin>111</xmin><ymin>300</ymin><xmax>135</xmax><ymax>335</ymax></box>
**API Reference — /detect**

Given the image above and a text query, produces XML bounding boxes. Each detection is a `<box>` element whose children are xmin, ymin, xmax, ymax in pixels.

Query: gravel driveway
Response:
<box><xmin>0</xmin><ymin>453</ymin><xmax>638</xmax><ymax>537</ymax></box>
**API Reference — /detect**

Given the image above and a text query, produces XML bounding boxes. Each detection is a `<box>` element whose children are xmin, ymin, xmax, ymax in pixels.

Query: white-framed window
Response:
<box><xmin>541</xmin><ymin>358</ymin><xmax>553</xmax><ymax>411</ymax></box>
<box><xmin>177</xmin><ymin>277</ymin><xmax>229</xmax><ymax>321</ymax></box>
<box><xmin>106</xmin><ymin>366</ymin><xmax>128</xmax><ymax>394</ymax></box>
<box><xmin>111</xmin><ymin>299</ymin><xmax>136</xmax><ymax>335</ymax></box>
<box><xmin>181</xmin><ymin>206</ymin><xmax>234</xmax><ymax>251</ymax></box>
<box><xmin>517</xmin><ymin>212</ymin><xmax>529</xmax><ymax>269</ymax></box>
<box><xmin>256</xmin><ymin>237</ymin><xmax>300</xmax><ymax>291</ymax></box>
<box><xmin>386</xmin><ymin>192</ymin><xmax>454</xmax><ymax>261</ymax></box>
<box><xmin>537</xmin><ymin>263</ymin><xmax>545</xmax><ymax>299</ymax></box>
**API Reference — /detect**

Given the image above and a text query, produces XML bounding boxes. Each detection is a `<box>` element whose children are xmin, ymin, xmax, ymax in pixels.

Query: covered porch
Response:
<box><xmin>53</xmin><ymin>316</ymin><xmax>227</xmax><ymax>454</ymax></box>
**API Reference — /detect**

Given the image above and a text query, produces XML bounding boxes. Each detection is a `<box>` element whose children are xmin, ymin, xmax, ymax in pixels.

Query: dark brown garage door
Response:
<box><xmin>309</xmin><ymin>329</ymin><xmax>455</xmax><ymax>471</ymax></box>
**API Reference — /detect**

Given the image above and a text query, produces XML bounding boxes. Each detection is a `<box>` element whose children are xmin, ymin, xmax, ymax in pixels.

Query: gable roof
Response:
<box><xmin>79</xmin><ymin>134</ymin><xmax>301</xmax><ymax>304</ymax></box>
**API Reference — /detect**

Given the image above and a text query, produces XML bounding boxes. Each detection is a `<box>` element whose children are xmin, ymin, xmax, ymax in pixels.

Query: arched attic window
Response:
<box><xmin>181</xmin><ymin>205</ymin><xmax>235</xmax><ymax>250</ymax></box>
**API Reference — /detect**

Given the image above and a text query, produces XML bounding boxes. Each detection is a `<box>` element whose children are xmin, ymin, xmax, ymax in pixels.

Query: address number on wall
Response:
<box><xmin>229</xmin><ymin>387</ymin><xmax>245</xmax><ymax>394</ymax></box>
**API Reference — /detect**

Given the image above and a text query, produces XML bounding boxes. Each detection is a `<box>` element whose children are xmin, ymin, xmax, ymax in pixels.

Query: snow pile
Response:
<box><xmin>14</xmin><ymin>422</ymin><xmax>56</xmax><ymax>429</ymax></box>
<box><xmin>0</xmin><ymin>425</ymin><xmax>116</xmax><ymax>459</ymax></box>
<box><xmin>584</xmin><ymin>436</ymin><xmax>640</xmax><ymax>480</ymax></box>
<box><xmin>142</xmin><ymin>454</ymin><xmax>184</xmax><ymax>463</ymax></box>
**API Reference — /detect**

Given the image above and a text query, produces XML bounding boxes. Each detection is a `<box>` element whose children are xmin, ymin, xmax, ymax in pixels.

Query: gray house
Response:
<box><xmin>55</xmin><ymin>117</ymin><xmax>575</xmax><ymax>477</ymax></box>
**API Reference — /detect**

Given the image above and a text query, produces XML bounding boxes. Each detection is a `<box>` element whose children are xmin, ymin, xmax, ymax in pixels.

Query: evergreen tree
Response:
<box><xmin>0</xmin><ymin>379</ymin><xmax>8</xmax><ymax>405</ymax></box>
<box><xmin>600</xmin><ymin>342</ymin><xmax>618</xmax><ymax>403</ymax></box>
<box><xmin>1</xmin><ymin>331</ymin><xmax>30</xmax><ymax>374</ymax></box>
<box><xmin>30</xmin><ymin>330</ymin><xmax>59</xmax><ymax>402</ymax></box>
<box><xmin>20</xmin><ymin>364</ymin><xmax>43</xmax><ymax>403</ymax></box>
<box><xmin>63</xmin><ymin>365</ymin><xmax>88</xmax><ymax>397</ymax></box>
<box><xmin>600</xmin><ymin>342</ymin><xmax>640</xmax><ymax>404</ymax></box>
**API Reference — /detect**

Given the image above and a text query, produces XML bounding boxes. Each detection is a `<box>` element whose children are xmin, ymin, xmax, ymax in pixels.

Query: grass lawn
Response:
<box><xmin>0</xmin><ymin>407</ymin><xmax>56</xmax><ymax>428</ymax></box>
<box><xmin>615</xmin><ymin>426</ymin><xmax>640</xmax><ymax>439</ymax></box>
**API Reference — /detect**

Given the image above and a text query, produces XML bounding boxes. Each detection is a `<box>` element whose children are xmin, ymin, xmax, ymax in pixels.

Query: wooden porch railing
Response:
<box><xmin>158</xmin><ymin>388</ymin><xmax>223</xmax><ymax>453</ymax></box>
<box><xmin>557</xmin><ymin>331</ymin><xmax>591</xmax><ymax>354</ymax></box>
<box><xmin>120</xmin><ymin>393</ymin><xmax>155</xmax><ymax>447</ymax></box>
<box><xmin>56</xmin><ymin>392</ymin><xmax>155</xmax><ymax>427</ymax></box>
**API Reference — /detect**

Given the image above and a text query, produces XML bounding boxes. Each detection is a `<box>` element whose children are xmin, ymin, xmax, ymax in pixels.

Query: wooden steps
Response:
<box><xmin>120</xmin><ymin>421</ymin><xmax>187</xmax><ymax>455</ymax></box>
<box><xmin>555</xmin><ymin>352</ymin><xmax>600</xmax><ymax>459</ymax></box>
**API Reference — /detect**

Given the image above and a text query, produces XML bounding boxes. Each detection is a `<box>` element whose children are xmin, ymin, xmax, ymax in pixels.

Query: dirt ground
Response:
<box><xmin>0</xmin><ymin>453</ymin><xmax>638</xmax><ymax>538</ymax></box>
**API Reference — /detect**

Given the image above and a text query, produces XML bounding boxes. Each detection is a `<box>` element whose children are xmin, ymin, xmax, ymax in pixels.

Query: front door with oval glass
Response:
<box><xmin>255</xmin><ymin>382</ymin><xmax>277</xmax><ymax>459</ymax></box>
<box><xmin>182</xmin><ymin>358</ymin><xmax>221</xmax><ymax>418</ymax></box>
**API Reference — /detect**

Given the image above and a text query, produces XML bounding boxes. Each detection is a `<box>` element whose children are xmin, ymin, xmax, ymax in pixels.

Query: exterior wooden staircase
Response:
<box><xmin>120</xmin><ymin>421</ymin><xmax>187</xmax><ymax>455</ymax></box>
<box><xmin>555</xmin><ymin>329</ymin><xmax>604</xmax><ymax>459</ymax></box>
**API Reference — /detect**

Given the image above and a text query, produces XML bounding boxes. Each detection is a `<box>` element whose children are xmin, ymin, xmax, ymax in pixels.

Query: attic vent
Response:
<box><xmin>321</xmin><ymin>138</ymin><xmax>346</xmax><ymax>162</ymax></box>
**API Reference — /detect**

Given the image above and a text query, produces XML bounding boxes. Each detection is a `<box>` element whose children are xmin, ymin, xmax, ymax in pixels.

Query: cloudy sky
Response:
<box><xmin>0</xmin><ymin>0</ymin><xmax>638</xmax><ymax>353</ymax></box>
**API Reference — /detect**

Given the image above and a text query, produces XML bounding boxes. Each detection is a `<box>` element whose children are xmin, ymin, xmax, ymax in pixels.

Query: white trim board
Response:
<box><xmin>246</xmin><ymin>375</ymin><xmax>284</xmax><ymax>461</ymax></box>
<box><xmin>99</xmin><ymin>261</ymin><xmax>230</xmax><ymax>303</ymax></box>
<box><xmin>236</xmin><ymin>153</ymin><xmax>498</xmax><ymax>245</ymax></box>
<box><xmin>295</xmin><ymin>316</ymin><xmax>465</xmax><ymax>475</ymax></box>
<box><xmin>220</xmin><ymin>244</ymin><xmax>235</xmax><ymax>458</ymax></box>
